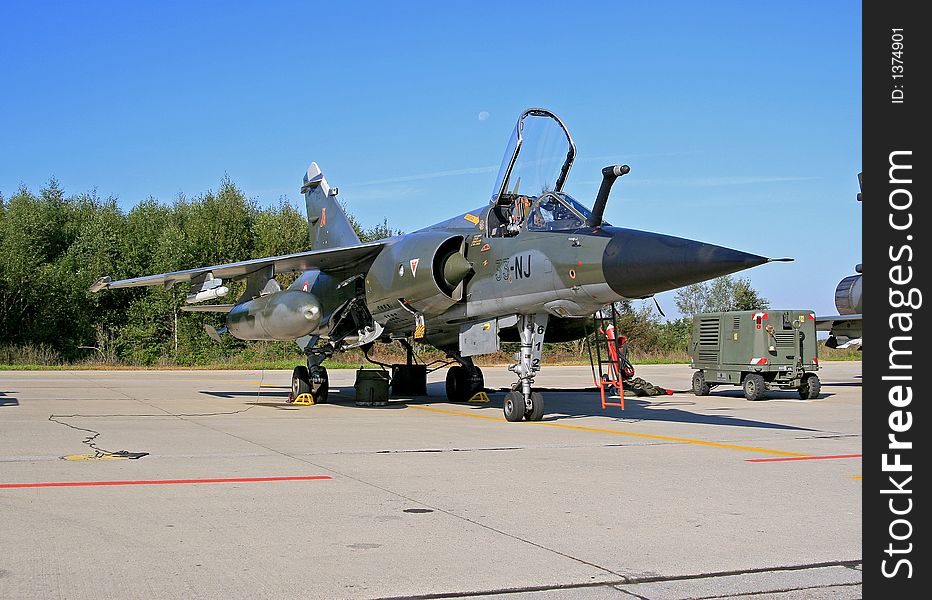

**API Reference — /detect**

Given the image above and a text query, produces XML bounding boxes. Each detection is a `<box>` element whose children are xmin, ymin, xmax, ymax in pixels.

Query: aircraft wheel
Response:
<box><xmin>503</xmin><ymin>391</ymin><xmax>527</xmax><ymax>422</ymax></box>
<box><xmin>798</xmin><ymin>374</ymin><xmax>821</xmax><ymax>399</ymax></box>
<box><xmin>446</xmin><ymin>366</ymin><xmax>484</xmax><ymax>402</ymax></box>
<box><xmin>692</xmin><ymin>371</ymin><xmax>711</xmax><ymax>396</ymax></box>
<box><xmin>311</xmin><ymin>367</ymin><xmax>329</xmax><ymax>403</ymax></box>
<box><xmin>472</xmin><ymin>367</ymin><xmax>485</xmax><ymax>393</ymax></box>
<box><xmin>292</xmin><ymin>366</ymin><xmax>311</xmax><ymax>402</ymax></box>
<box><xmin>743</xmin><ymin>373</ymin><xmax>766</xmax><ymax>401</ymax></box>
<box><xmin>524</xmin><ymin>391</ymin><xmax>545</xmax><ymax>421</ymax></box>
<box><xmin>445</xmin><ymin>366</ymin><xmax>467</xmax><ymax>401</ymax></box>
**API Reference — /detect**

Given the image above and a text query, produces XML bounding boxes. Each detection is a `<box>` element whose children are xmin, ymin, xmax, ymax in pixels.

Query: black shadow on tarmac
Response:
<box><xmin>196</xmin><ymin>383</ymin><xmax>818</xmax><ymax>432</ymax></box>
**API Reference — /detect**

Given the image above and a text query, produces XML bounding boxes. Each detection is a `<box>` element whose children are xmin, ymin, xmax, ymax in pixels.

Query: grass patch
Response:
<box><xmin>1</xmin><ymin>339</ymin><xmax>859</xmax><ymax>371</ymax></box>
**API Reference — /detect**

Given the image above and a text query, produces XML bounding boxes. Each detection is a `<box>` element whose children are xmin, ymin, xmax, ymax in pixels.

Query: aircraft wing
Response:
<box><xmin>179</xmin><ymin>304</ymin><xmax>236</xmax><ymax>313</ymax></box>
<box><xmin>89</xmin><ymin>242</ymin><xmax>385</xmax><ymax>292</ymax></box>
<box><xmin>815</xmin><ymin>314</ymin><xmax>863</xmax><ymax>332</ymax></box>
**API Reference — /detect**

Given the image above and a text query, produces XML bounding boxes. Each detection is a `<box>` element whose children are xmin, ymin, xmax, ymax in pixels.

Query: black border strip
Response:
<box><xmin>863</xmin><ymin>1</ymin><xmax>927</xmax><ymax>595</ymax></box>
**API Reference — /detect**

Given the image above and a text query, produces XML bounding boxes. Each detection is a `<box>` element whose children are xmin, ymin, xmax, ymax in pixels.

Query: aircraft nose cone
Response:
<box><xmin>601</xmin><ymin>228</ymin><xmax>770</xmax><ymax>298</ymax></box>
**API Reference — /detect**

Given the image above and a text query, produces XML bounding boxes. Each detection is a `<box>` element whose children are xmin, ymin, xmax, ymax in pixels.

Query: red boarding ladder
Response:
<box><xmin>586</xmin><ymin>305</ymin><xmax>633</xmax><ymax>409</ymax></box>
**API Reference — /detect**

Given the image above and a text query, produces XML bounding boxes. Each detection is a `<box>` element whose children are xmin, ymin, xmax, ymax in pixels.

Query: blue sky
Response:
<box><xmin>1</xmin><ymin>1</ymin><xmax>861</xmax><ymax>318</ymax></box>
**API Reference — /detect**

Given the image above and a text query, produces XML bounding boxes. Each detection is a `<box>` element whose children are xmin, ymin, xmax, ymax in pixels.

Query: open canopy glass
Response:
<box><xmin>490</xmin><ymin>109</ymin><xmax>576</xmax><ymax>204</ymax></box>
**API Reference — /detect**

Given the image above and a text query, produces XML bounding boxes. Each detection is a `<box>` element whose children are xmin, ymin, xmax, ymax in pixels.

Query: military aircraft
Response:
<box><xmin>91</xmin><ymin>108</ymin><xmax>785</xmax><ymax>421</ymax></box>
<box><xmin>816</xmin><ymin>173</ymin><xmax>862</xmax><ymax>349</ymax></box>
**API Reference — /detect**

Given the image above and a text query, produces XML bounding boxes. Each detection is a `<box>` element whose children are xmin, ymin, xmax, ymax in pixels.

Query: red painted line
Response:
<box><xmin>0</xmin><ymin>475</ymin><xmax>332</xmax><ymax>489</ymax></box>
<box><xmin>746</xmin><ymin>454</ymin><xmax>862</xmax><ymax>463</ymax></box>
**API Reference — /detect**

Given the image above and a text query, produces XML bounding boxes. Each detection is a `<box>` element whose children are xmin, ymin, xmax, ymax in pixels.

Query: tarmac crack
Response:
<box><xmin>366</xmin><ymin>560</ymin><xmax>862</xmax><ymax>600</ymax></box>
<box><xmin>667</xmin><ymin>582</ymin><xmax>862</xmax><ymax>600</ymax></box>
<box><xmin>46</xmin><ymin>371</ymin><xmax>266</xmax><ymax>458</ymax></box>
<box><xmin>793</xmin><ymin>433</ymin><xmax>860</xmax><ymax>440</ymax></box>
<box><xmin>168</xmin><ymin>409</ymin><xmax>632</xmax><ymax>581</ymax></box>
<box><xmin>616</xmin><ymin>559</ymin><xmax>862</xmax><ymax>586</ymax></box>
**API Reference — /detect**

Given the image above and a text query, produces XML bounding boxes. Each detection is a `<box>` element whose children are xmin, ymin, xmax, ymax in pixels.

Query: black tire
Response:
<box><xmin>503</xmin><ymin>391</ymin><xmax>527</xmax><ymax>422</ymax></box>
<box><xmin>445</xmin><ymin>366</ymin><xmax>484</xmax><ymax>402</ymax></box>
<box><xmin>292</xmin><ymin>365</ymin><xmax>311</xmax><ymax>401</ymax></box>
<box><xmin>525</xmin><ymin>391</ymin><xmax>545</xmax><ymax>421</ymax></box>
<box><xmin>799</xmin><ymin>374</ymin><xmax>821</xmax><ymax>399</ymax></box>
<box><xmin>310</xmin><ymin>366</ymin><xmax>329</xmax><ymax>403</ymax></box>
<box><xmin>473</xmin><ymin>367</ymin><xmax>485</xmax><ymax>393</ymax></box>
<box><xmin>743</xmin><ymin>373</ymin><xmax>766</xmax><ymax>401</ymax></box>
<box><xmin>692</xmin><ymin>371</ymin><xmax>711</xmax><ymax>396</ymax></box>
<box><xmin>445</xmin><ymin>366</ymin><xmax>466</xmax><ymax>401</ymax></box>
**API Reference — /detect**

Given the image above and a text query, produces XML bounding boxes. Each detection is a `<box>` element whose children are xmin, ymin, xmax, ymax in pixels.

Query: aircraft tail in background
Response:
<box><xmin>301</xmin><ymin>162</ymin><xmax>361</xmax><ymax>250</ymax></box>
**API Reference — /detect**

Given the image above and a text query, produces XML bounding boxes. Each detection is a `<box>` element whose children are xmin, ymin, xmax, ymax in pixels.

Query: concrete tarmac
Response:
<box><xmin>0</xmin><ymin>363</ymin><xmax>861</xmax><ymax>599</ymax></box>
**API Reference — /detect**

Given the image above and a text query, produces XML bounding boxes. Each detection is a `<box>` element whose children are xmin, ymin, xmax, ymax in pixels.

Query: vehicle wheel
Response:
<box><xmin>503</xmin><ymin>390</ymin><xmax>527</xmax><ymax>422</ymax></box>
<box><xmin>692</xmin><ymin>371</ymin><xmax>711</xmax><ymax>396</ymax></box>
<box><xmin>292</xmin><ymin>365</ymin><xmax>311</xmax><ymax>402</ymax></box>
<box><xmin>799</xmin><ymin>374</ymin><xmax>821</xmax><ymax>399</ymax></box>
<box><xmin>743</xmin><ymin>373</ymin><xmax>766</xmax><ymax>401</ymax></box>
<box><xmin>310</xmin><ymin>367</ymin><xmax>329</xmax><ymax>403</ymax></box>
<box><xmin>525</xmin><ymin>391</ymin><xmax>545</xmax><ymax>421</ymax></box>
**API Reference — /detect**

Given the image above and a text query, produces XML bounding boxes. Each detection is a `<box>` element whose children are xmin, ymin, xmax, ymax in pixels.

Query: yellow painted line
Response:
<box><xmin>407</xmin><ymin>405</ymin><xmax>807</xmax><ymax>457</ymax></box>
<box><xmin>850</xmin><ymin>475</ymin><xmax>862</xmax><ymax>480</ymax></box>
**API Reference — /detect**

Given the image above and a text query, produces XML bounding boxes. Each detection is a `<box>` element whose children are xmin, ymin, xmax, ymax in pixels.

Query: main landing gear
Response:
<box><xmin>291</xmin><ymin>356</ymin><xmax>329</xmax><ymax>404</ymax></box>
<box><xmin>445</xmin><ymin>356</ymin><xmax>484</xmax><ymax>402</ymax></box>
<box><xmin>504</xmin><ymin>313</ymin><xmax>548</xmax><ymax>422</ymax></box>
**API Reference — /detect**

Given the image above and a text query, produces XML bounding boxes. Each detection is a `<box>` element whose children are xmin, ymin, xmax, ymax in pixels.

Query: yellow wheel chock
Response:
<box><xmin>293</xmin><ymin>393</ymin><xmax>315</xmax><ymax>405</ymax></box>
<box><xmin>468</xmin><ymin>391</ymin><xmax>490</xmax><ymax>403</ymax></box>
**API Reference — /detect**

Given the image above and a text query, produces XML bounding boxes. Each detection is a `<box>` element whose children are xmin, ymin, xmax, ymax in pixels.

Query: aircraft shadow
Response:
<box><xmin>197</xmin><ymin>388</ymin><xmax>410</xmax><ymax>410</ymax></box>
<box><xmin>200</xmin><ymin>389</ymin><xmax>291</xmax><ymax>399</ymax></box>
<box><xmin>420</xmin><ymin>383</ymin><xmax>816</xmax><ymax>432</ymax></box>
<box><xmin>193</xmin><ymin>383</ymin><xmax>816</xmax><ymax>431</ymax></box>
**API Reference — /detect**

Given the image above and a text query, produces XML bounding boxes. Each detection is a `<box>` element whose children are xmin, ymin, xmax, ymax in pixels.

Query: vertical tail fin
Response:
<box><xmin>301</xmin><ymin>162</ymin><xmax>362</xmax><ymax>250</ymax></box>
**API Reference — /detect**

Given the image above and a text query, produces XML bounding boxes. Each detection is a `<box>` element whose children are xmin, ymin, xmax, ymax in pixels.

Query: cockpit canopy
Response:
<box><xmin>486</xmin><ymin>190</ymin><xmax>602</xmax><ymax>237</ymax></box>
<box><xmin>527</xmin><ymin>192</ymin><xmax>599</xmax><ymax>231</ymax></box>
<box><xmin>485</xmin><ymin>110</ymin><xmax>612</xmax><ymax>236</ymax></box>
<box><xmin>490</xmin><ymin>109</ymin><xmax>576</xmax><ymax>205</ymax></box>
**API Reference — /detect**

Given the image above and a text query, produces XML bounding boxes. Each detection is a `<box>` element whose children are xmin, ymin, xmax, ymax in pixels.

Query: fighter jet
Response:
<box><xmin>816</xmin><ymin>173</ymin><xmax>862</xmax><ymax>349</ymax></box>
<box><xmin>91</xmin><ymin>108</ymin><xmax>783</xmax><ymax>421</ymax></box>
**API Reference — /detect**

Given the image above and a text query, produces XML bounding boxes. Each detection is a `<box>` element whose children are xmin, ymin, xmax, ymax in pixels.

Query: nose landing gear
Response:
<box><xmin>505</xmin><ymin>313</ymin><xmax>548</xmax><ymax>421</ymax></box>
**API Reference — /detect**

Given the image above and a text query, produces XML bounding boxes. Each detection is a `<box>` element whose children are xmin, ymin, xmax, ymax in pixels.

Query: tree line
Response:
<box><xmin>0</xmin><ymin>178</ymin><xmax>394</xmax><ymax>364</ymax></box>
<box><xmin>0</xmin><ymin>178</ymin><xmax>767</xmax><ymax>366</ymax></box>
